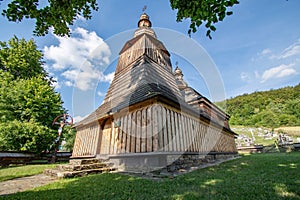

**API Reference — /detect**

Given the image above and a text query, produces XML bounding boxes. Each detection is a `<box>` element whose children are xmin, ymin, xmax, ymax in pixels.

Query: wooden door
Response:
<box><xmin>100</xmin><ymin>119</ymin><xmax>112</xmax><ymax>155</ymax></box>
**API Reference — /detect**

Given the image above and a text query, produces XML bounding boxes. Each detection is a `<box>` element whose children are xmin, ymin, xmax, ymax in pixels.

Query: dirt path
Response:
<box><xmin>0</xmin><ymin>174</ymin><xmax>57</xmax><ymax>196</ymax></box>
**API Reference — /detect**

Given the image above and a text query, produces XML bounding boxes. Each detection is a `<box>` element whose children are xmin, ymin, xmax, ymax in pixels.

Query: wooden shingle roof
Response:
<box><xmin>74</xmin><ymin>17</ymin><xmax>233</xmax><ymax>135</ymax></box>
<box><xmin>75</xmin><ymin>55</ymin><xmax>186</xmax><ymax>127</ymax></box>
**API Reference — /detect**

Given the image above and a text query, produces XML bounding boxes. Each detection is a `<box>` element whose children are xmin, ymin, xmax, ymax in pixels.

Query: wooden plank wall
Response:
<box><xmin>72</xmin><ymin>103</ymin><xmax>237</xmax><ymax>157</ymax></box>
<box><xmin>116</xmin><ymin>35</ymin><xmax>171</xmax><ymax>74</ymax></box>
<box><xmin>100</xmin><ymin>119</ymin><xmax>112</xmax><ymax>154</ymax></box>
<box><xmin>72</xmin><ymin>123</ymin><xmax>100</xmax><ymax>157</ymax></box>
<box><xmin>116</xmin><ymin>36</ymin><xmax>146</xmax><ymax>74</ymax></box>
<box><xmin>105</xmin><ymin>103</ymin><xmax>236</xmax><ymax>155</ymax></box>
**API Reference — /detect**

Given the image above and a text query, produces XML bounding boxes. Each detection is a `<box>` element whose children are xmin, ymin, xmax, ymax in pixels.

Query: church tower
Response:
<box><xmin>72</xmin><ymin>13</ymin><xmax>237</xmax><ymax>172</ymax></box>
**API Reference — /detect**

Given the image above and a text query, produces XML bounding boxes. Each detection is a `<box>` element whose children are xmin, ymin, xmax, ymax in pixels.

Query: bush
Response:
<box><xmin>0</xmin><ymin>120</ymin><xmax>56</xmax><ymax>152</ymax></box>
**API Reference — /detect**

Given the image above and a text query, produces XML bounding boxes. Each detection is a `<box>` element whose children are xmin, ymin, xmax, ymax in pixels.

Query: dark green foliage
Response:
<box><xmin>1</xmin><ymin>0</ymin><xmax>98</xmax><ymax>36</ymax></box>
<box><xmin>0</xmin><ymin>73</ymin><xmax>63</xmax><ymax>125</ymax></box>
<box><xmin>170</xmin><ymin>0</ymin><xmax>239</xmax><ymax>39</ymax></box>
<box><xmin>0</xmin><ymin>37</ymin><xmax>46</xmax><ymax>79</ymax></box>
<box><xmin>61</xmin><ymin>126</ymin><xmax>76</xmax><ymax>151</ymax></box>
<box><xmin>0</xmin><ymin>120</ymin><xmax>55</xmax><ymax>152</ymax></box>
<box><xmin>1</xmin><ymin>0</ymin><xmax>238</xmax><ymax>38</ymax></box>
<box><xmin>216</xmin><ymin>84</ymin><xmax>300</xmax><ymax>128</ymax></box>
<box><xmin>0</xmin><ymin>37</ymin><xmax>65</xmax><ymax>152</ymax></box>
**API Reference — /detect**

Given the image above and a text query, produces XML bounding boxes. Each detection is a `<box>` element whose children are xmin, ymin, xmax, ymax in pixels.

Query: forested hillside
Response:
<box><xmin>216</xmin><ymin>84</ymin><xmax>300</xmax><ymax>128</ymax></box>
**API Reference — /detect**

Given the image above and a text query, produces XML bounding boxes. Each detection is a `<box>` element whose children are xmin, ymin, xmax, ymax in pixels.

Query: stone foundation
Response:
<box><xmin>164</xmin><ymin>152</ymin><xmax>237</xmax><ymax>173</ymax></box>
<box><xmin>44</xmin><ymin>158</ymin><xmax>116</xmax><ymax>178</ymax></box>
<box><xmin>108</xmin><ymin>152</ymin><xmax>238</xmax><ymax>173</ymax></box>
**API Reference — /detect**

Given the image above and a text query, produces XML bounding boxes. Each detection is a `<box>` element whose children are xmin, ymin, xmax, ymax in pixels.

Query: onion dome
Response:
<box><xmin>134</xmin><ymin>13</ymin><xmax>156</xmax><ymax>38</ymax></box>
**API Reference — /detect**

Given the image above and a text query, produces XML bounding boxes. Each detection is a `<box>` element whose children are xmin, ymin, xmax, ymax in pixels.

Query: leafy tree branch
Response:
<box><xmin>1</xmin><ymin>0</ymin><xmax>239</xmax><ymax>38</ymax></box>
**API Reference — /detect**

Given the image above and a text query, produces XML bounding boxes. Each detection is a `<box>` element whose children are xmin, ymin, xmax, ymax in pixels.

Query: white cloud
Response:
<box><xmin>279</xmin><ymin>39</ymin><xmax>300</xmax><ymax>59</ymax></box>
<box><xmin>76</xmin><ymin>14</ymin><xmax>87</xmax><ymax>22</ymax></box>
<box><xmin>261</xmin><ymin>64</ymin><xmax>297</xmax><ymax>83</ymax></box>
<box><xmin>240</xmin><ymin>72</ymin><xmax>250</xmax><ymax>82</ymax></box>
<box><xmin>73</xmin><ymin>115</ymin><xmax>89</xmax><ymax>124</ymax></box>
<box><xmin>64</xmin><ymin>81</ymin><xmax>74</xmax><ymax>87</ymax></box>
<box><xmin>97</xmin><ymin>91</ymin><xmax>105</xmax><ymax>97</ymax></box>
<box><xmin>61</xmin><ymin>68</ymin><xmax>114</xmax><ymax>91</ymax></box>
<box><xmin>101</xmin><ymin>72</ymin><xmax>115</xmax><ymax>83</ymax></box>
<box><xmin>259</xmin><ymin>48</ymin><xmax>272</xmax><ymax>55</ymax></box>
<box><xmin>51</xmin><ymin>79</ymin><xmax>61</xmax><ymax>89</ymax></box>
<box><xmin>254</xmin><ymin>71</ymin><xmax>260</xmax><ymax>79</ymax></box>
<box><xmin>256</xmin><ymin>39</ymin><xmax>300</xmax><ymax>60</ymax></box>
<box><xmin>47</xmin><ymin>75</ymin><xmax>61</xmax><ymax>89</ymax></box>
<box><xmin>44</xmin><ymin>27</ymin><xmax>112</xmax><ymax>91</ymax></box>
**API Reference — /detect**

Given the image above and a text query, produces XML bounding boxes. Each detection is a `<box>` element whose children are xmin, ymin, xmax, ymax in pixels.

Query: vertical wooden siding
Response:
<box><xmin>73</xmin><ymin>103</ymin><xmax>236</xmax><ymax>157</ymax></box>
<box><xmin>110</xmin><ymin>103</ymin><xmax>236</xmax><ymax>155</ymax></box>
<box><xmin>72</xmin><ymin>123</ymin><xmax>100</xmax><ymax>157</ymax></box>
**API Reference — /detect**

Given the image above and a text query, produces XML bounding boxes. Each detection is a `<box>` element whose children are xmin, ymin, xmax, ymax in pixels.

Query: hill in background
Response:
<box><xmin>216</xmin><ymin>84</ymin><xmax>300</xmax><ymax>128</ymax></box>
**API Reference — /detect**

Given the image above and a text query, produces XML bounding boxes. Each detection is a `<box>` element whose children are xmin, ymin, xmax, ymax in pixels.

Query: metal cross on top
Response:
<box><xmin>51</xmin><ymin>113</ymin><xmax>73</xmax><ymax>163</ymax></box>
<box><xmin>142</xmin><ymin>5</ymin><xmax>147</xmax><ymax>12</ymax></box>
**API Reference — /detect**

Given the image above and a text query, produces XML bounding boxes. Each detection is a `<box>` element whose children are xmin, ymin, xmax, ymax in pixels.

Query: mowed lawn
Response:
<box><xmin>0</xmin><ymin>164</ymin><xmax>57</xmax><ymax>182</ymax></box>
<box><xmin>1</xmin><ymin>153</ymin><xmax>299</xmax><ymax>200</ymax></box>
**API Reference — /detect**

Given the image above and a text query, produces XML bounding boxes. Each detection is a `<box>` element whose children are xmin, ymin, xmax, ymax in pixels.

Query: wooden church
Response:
<box><xmin>72</xmin><ymin>13</ymin><xmax>237</xmax><ymax>172</ymax></box>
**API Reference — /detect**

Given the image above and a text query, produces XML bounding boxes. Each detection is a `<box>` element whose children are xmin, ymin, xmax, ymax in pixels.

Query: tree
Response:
<box><xmin>0</xmin><ymin>0</ymin><xmax>239</xmax><ymax>38</ymax></box>
<box><xmin>220</xmin><ymin>84</ymin><xmax>300</xmax><ymax>128</ymax></box>
<box><xmin>278</xmin><ymin>114</ymin><xmax>298</xmax><ymax>126</ymax></box>
<box><xmin>252</xmin><ymin>110</ymin><xmax>279</xmax><ymax>128</ymax></box>
<box><xmin>0</xmin><ymin>36</ymin><xmax>47</xmax><ymax>79</ymax></box>
<box><xmin>0</xmin><ymin>37</ymin><xmax>65</xmax><ymax>152</ymax></box>
<box><xmin>1</xmin><ymin>0</ymin><xmax>98</xmax><ymax>36</ymax></box>
<box><xmin>170</xmin><ymin>0</ymin><xmax>239</xmax><ymax>39</ymax></box>
<box><xmin>61</xmin><ymin>126</ymin><xmax>76</xmax><ymax>151</ymax></box>
<box><xmin>0</xmin><ymin>120</ymin><xmax>55</xmax><ymax>152</ymax></box>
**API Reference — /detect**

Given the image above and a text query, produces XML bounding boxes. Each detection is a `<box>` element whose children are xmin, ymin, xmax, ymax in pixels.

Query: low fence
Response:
<box><xmin>237</xmin><ymin>143</ymin><xmax>300</xmax><ymax>153</ymax></box>
<box><xmin>237</xmin><ymin>145</ymin><xmax>264</xmax><ymax>154</ymax></box>
<box><xmin>0</xmin><ymin>151</ymin><xmax>72</xmax><ymax>167</ymax></box>
<box><xmin>293</xmin><ymin>143</ymin><xmax>300</xmax><ymax>151</ymax></box>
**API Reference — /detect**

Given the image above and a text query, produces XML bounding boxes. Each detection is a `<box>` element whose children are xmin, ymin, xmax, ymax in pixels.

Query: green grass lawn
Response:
<box><xmin>1</xmin><ymin>153</ymin><xmax>300</xmax><ymax>200</ymax></box>
<box><xmin>0</xmin><ymin>164</ymin><xmax>57</xmax><ymax>182</ymax></box>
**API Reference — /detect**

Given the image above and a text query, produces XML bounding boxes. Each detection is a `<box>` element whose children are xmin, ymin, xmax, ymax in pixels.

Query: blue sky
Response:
<box><xmin>1</xmin><ymin>0</ymin><xmax>300</xmax><ymax>122</ymax></box>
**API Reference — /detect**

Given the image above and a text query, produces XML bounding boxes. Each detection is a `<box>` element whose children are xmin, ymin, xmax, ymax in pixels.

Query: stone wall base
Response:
<box><xmin>108</xmin><ymin>152</ymin><xmax>238</xmax><ymax>173</ymax></box>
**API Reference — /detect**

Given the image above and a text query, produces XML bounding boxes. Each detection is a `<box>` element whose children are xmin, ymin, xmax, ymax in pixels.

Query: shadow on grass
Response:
<box><xmin>1</xmin><ymin>153</ymin><xmax>300</xmax><ymax>200</ymax></box>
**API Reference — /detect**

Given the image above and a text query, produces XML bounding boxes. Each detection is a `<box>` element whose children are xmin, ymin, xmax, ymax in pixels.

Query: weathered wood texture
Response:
<box><xmin>72</xmin><ymin>103</ymin><xmax>236</xmax><ymax>157</ymax></box>
<box><xmin>72</xmin><ymin>122</ymin><xmax>100</xmax><ymax>157</ymax></box>
<box><xmin>116</xmin><ymin>34</ymin><xmax>172</xmax><ymax>75</ymax></box>
<box><xmin>72</xmin><ymin>14</ymin><xmax>237</xmax><ymax>159</ymax></box>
